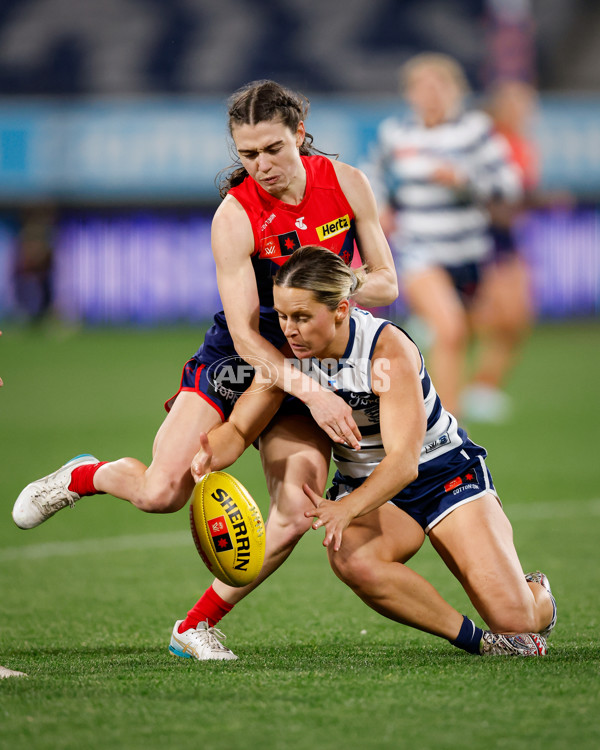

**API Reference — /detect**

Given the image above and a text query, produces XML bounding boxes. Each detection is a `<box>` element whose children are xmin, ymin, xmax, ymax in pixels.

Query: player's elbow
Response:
<box><xmin>360</xmin><ymin>275</ymin><xmax>398</xmax><ymax>307</ymax></box>
<box><xmin>387</xmin><ymin>450</ymin><xmax>419</xmax><ymax>489</ymax></box>
<box><xmin>379</xmin><ymin>272</ymin><xmax>399</xmax><ymax>305</ymax></box>
<box><xmin>405</xmin><ymin>463</ymin><xmax>419</xmax><ymax>486</ymax></box>
<box><xmin>402</xmin><ymin>450</ymin><xmax>421</xmax><ymax>486</ymax></box>
<box><xmin>229</xmin><ymin>329</ymin><xmax>254</xmax><ymax>358</ymax></box>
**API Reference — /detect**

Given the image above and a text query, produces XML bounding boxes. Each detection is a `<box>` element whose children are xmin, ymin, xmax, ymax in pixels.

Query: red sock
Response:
<box><xmin>179</xmin><ymin>586</ymin><xmax>235</xmax><ymax>632</ymax></box>
<box><xmin>68</xmin><ymin>462</ymin><xmax>108</xmax><ymax>496</ymax></box>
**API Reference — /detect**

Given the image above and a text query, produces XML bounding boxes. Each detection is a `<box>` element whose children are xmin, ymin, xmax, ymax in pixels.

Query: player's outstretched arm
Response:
<box><xmin>212</xmin><ymin>197</ymin><xmax>362</xmax><ymax>449</ymax></box>
<box><xmin>332</xmin><ymin>161</ymin><xmax>398</xmax><ymax>307</ymax></box>
<box><xmin>191</xmin><ymin>379</ymin><xmax>285</xmax><ymax>481</ymax></box>
<box><xmin>304</xmin><ymin>326</ymin><xmax>425</xmax><ymax>550</ymax></box>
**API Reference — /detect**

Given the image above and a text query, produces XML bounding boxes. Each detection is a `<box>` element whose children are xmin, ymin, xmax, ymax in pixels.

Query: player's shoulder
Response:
<box><xmin>372</xmin><ymin>319</ymin><xmax>421</xmax><ymax>369</ymax></box>
<box><xmin>213</xmin><ymin>192</ymin><xmax>250</xmax><ymax>223</ymax></box>
<box><xmin>331</xmin><ymin>158</ymin><xmax>371</xmax><ymax>195</ymax></box>
<box><xmin>211</xmin><ymin>193</ymin><xmax>254</xmax><ymax>249</ymax></box>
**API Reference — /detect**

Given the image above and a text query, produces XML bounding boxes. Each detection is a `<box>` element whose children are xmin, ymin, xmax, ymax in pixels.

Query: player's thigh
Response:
<box><xmin>259</xmin><ymin>413</ymin><xmax>331</xmax><ymax>516</ymax></box>
<box><xmin>429</xmin><ymin>493</ymin><xmax>531</xmax><ymax>620</ymax></box>
<box><xmin>150</xmin><ymin>391</ymin><xmax>223</xmax><ymax>484</ymax></box>
<box><xmin>331</xmin><ymin>502</ymin><xmax>426</xmax><ymax>575</ymax></box>
<box><xmin>403</xmin><ymin>266</ymin><xmax>467</xmax><ymax>339</ymax></box>
<box><xmin>473</xmin><ymin>257</ymin><xmax>532</xmax><ymax>330</ymax></box>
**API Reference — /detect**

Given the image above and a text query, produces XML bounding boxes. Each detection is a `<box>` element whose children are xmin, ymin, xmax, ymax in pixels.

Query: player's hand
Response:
<box><xmin>303</xmin><ymin>484</ymin><xmax>355</xmax><ymax>552</ymax></box>
<box><xmin>191</xmin><ymin>432</ymin><xmax>213</xmax><ymax>482</ymax></box>
<box><xmin>305</xmin><ymin>389</ymin><xmax>361</xmax><ymax>449</ymax></box>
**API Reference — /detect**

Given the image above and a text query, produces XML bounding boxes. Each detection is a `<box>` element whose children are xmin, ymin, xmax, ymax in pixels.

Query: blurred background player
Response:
<box><xmin>463</xmin><ymin>79</ymin><xmax>567</xmax><ymax>422</ymax></box>
<box><xmin>13</xmin><ymin>80</ymin><xmax>398</xmax><ymax>661</ymax></box>
<box><xmin>13</xmin><ymin>205</ymin><xmax>56</xmax><ymax>327</ymax></box>
<box><xmin>368</xmin><ymin>53</ymin><xmax>523</xmax><ymax>418</ymax></box>
<box><xmin>190</xmin><ymin>245</ymin><xmax>556</xmax><ymax>658</ymax></box>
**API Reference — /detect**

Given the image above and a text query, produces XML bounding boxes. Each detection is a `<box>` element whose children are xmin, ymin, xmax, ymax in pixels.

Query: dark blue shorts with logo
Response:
<box><xmin>164</xmin><ymin>307</ymin><xmax>309</xmax><ymax>422</ymax></box>
<box><xmin>328</xmin><ymin>440</ymin><xmax>499</xmax><ymax>534</ymax></box>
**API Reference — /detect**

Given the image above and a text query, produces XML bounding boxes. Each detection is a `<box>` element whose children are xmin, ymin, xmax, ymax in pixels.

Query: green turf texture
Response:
<box><xmin>1</xmin><ymin>320</ymin><xmax>599</xmax><ymax>750</ymax></box>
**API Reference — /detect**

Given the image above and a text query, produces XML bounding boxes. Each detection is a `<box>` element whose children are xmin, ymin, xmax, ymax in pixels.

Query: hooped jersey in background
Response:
<box><xmin>229</xmin><ymin>154</ymin><xmax>357</xmax><ymax>308</ymax></box>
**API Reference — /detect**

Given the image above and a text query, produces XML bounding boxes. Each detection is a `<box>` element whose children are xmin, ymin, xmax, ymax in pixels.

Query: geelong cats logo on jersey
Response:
<box><xmin>259</xmin><ymin>231</ymin><xmax>301</xmax><ymax>259</ymax></box>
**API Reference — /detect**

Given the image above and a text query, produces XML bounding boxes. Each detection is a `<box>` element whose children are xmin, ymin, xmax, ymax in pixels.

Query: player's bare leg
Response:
<box><xmin>327</xmin><ymin>502</ymin><xmax>465</xmax><ymax>641</ymax></box>
<box><xmin>212</xmin><ymin>414</ymin><xmax>331</xmax><ymax>604</ymax></box>
<box><xmin>470</xmin><ymin>255</ymin><xmax>533</xmax><ymax>391</ymax></box>
<box><xmin>402</xmin><ymin>266</ymin><xmax>469</xmax><ymax>417</ymax></box>
<box><xmin>13</xmin><ymin>392</ymin><xmax>222</xmax><ymax>528</ymax></box>
<box><xmin>94</xmin><ymin>392</ymin><xmax>222</xmax><ymax>512</ymax></box>
<box><xmin>429</xmin><ymin>493</ymin><xmax>554</xmax><ymax>634</ymax></box>
<box><xmin>172</xmin><ymin>414</ymin><xmax>330</xmax><ymax>660</ymax></box>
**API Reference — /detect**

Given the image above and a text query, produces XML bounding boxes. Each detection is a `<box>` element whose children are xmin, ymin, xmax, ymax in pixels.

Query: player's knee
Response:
<box><xmin>494</xmin><ymin>308</ymin><xmax>529</xmax><ymax>339</ymax></box>
<box><xmin>433</xmin><ymin>314</ymin><xmax>468</xmax><ymax>351</ymax></box>
<box><xmin>269</xmin><ymin>510</ymin><xmax>313</xmax><ymax>547</ymax></box>
<box><xmin>487</xmin><ymin>597</ymin><xmax>538</xmax><ymax>634</ymax></box>
<box><xmin>330</xmin><ymin>548</ymin><xmax>378</xmax><ymax>592</ymax></box>
<box><xmin>265</xmin><ymin>499</ymin><xmax>313</xmax><ymax>549</ymax></box>
<box><xmin>136</xmin><ymin>482</ymin><xmax>188</xmax><ymax>513</ymax></box>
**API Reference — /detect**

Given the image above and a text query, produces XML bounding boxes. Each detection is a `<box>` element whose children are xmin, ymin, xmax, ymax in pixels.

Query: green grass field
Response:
<box><xmin>1</xmin><ymin>320</ymin><xmax>599</xmax><ymax>750</ymax></box>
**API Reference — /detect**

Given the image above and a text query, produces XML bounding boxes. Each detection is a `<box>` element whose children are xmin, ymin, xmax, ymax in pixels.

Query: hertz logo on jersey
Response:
<box><xmin>316</xmin><ymin>214</ymin><xmax>350</xmax><ymax>241</ymax></box>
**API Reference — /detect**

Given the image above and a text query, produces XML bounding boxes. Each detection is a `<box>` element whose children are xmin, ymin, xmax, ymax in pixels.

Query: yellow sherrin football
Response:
<box><xmin>190</xmin><ymin>471</ymin><xmax>266</xmax><ymax>587</ymax></box>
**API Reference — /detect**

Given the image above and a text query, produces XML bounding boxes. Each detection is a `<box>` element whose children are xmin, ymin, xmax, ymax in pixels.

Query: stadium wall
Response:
<box><xmin>1</xmin><ymin>96</ymin><xmax>599</xmax><ymax>322</ymax></box>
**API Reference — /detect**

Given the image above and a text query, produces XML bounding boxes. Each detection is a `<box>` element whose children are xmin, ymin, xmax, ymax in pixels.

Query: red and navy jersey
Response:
<box><xmin>194</xmin><ymin>155</ymin><xmax>356</xmax><ymax>373</ymax></box>
<box><xmin>229</xmin><ymin>154</ymin><xmax>357</xmax><ymax>307</ymax></box>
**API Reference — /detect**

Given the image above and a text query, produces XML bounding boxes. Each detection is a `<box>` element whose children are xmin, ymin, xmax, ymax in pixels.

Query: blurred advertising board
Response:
<box><xmin>2</xmin><ymin>96</ymin><xmax>600</xmax><ymax>200</ymax></box>
<box><xmin>2</xmin><ymin>207</ymin><xmax>597</xmax><ymax>324</ymax></box>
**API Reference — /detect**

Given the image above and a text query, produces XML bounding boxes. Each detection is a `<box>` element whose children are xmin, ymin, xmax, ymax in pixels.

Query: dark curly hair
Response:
<box><xmin>217</xmin><ymin>80</ymin><xmax>333</xmax><ymax>198</ymax></box>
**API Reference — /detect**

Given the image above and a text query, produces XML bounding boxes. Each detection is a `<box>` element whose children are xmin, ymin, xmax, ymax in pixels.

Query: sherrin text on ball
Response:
<box><xmin>190</xmin><ymin>471</ymin><xmax>265</xmax><ymax>587</ymax></box>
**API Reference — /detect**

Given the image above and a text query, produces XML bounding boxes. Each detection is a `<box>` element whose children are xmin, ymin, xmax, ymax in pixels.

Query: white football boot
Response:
<box><xmin>480</xmin><ymin>631</ymin><xmax>547</xmax><ymax>656</ymax></box>
<box><xmin>12</xmin><ymin>454</ymin><xmax>100</xmax><ymax>529</ymax></box>
<box><xmin>460</xmin><ymin>384</ymin><xmax>512</xmax><ymax>424</ymax></box>
<box><xmin>0</xmin><ymin>665</ymin><xmax>27</xmax><ymax>679</ymax></box>
<box><xmin>525</xmin><ymin>570</ymin><xmax>557</xmax><ymax>638</ymax></box>
<box><xmin>169</xmin><ymin>620</ymin><xmax>238</xmax><ymax>661</ymax></box>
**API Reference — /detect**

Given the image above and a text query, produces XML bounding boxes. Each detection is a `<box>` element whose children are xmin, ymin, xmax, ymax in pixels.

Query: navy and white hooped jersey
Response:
<box><xmin>300</xmin><ymin>307</ymin><xmax>469</xmax><ymax>483</ymax></box>
<box><xmin>367</xmin><ymin>109</ymin><xmax>522</xmax><ymax>268</ymax></box>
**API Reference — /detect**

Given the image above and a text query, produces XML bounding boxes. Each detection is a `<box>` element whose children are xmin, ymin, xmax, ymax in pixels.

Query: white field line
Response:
<box><xmin>1</xmin><ymin>530</ymin><xmax>190</xmax><ymax>562</ymax></box>
<box><xmin>2</xmin><ymin>498</ymin><xmax>600</xmax><ymax>563</ymax></box>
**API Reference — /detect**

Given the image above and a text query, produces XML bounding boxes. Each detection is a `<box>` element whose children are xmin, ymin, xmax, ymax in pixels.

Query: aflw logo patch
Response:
<box><xmin>259</xmin><ymin>231</ymin><xmax>301</xmax><ymax>259</ymax></box>
<box><xmin>208</xmin><ymin>515</ymin><xmax>234</xmax><ymax>553</ymax></box>
<box><xmin>316</xmin><ymin>214</ymin><xmax>350</xmax><ymax>241</ymax></box>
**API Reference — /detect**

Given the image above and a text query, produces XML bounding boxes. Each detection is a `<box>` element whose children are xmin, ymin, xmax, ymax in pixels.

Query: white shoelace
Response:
<box><xmin>200</xmin><ymin>624</ymin><xmax>230</xmax><ymax>652</ymax></box>
<box><xmin>32</xmin><ymin>487</ymin><xmax>77</xmax><ymax>515</ymax></box>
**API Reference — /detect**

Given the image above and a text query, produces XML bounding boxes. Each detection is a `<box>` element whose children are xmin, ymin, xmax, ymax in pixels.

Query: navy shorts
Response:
<box><xmin>490</xmin><ymin>226</ymin><xmax>519</xmax><ymax>260</ymax></box>
<box><xmin>443</xmin><ymin>261</ymin><xmax>483</xmax><ymax>304</ymax></box>
<box><xmin>165</xmin><ymin>307</ymin><xmax>289</xmax><ymax>421</ymax></box>
<box><xmin>164</xmin><ymin>357</ymin><xmax>254</xmax><ymax>421</ymax></box>
<box><xmin>165</xmin><ymin>357</ymin><xmax>313</xmax><ymax>425</ymax></box>
<box><xmin>328</xmin><ymin>445</ymin><xmax>498</xmax><ymax>534</ymax></box>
